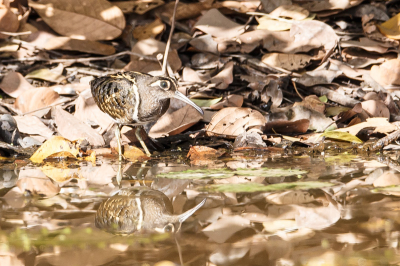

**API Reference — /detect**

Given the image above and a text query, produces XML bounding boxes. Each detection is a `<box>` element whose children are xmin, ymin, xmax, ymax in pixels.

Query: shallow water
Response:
<box><xmin>1</xmin><ymin>146</ymin><xmax>400</xmax><ymax>265</ymax></box>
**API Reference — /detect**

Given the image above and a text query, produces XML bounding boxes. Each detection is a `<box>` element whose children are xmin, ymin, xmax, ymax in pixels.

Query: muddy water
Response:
<box><xmin>1</xmin><ymin>147</ymin><xmax>400</xmax><ymax>265</ymax></box>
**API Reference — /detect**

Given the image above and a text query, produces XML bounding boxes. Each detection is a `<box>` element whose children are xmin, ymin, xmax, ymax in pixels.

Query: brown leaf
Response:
<box><xmin>113</xmin><ymin>0</ymin><xmax>164</xmax><ymax>14</ymax></box>
<box><xmin>132</xmin><ymin>18</ymin><xmax>164</xmax><ymax>40</ymax></box>
<box><xmin>295</xmin><ymin>203</ymin><xmax>340</xmax><ymax>230</ymax></box>
<box><xmin>370</xmin><ymin>59</ymin><xmax>400</xmax><ymax>86</ymax></box>
<box><xmin>17</xmin><ymin>177</ymin><xmax>60</xmax><ymax>197</ymax></box>
<box><xmin>210</xmin><ymin>95</ymin><xmax>243</xmax><ymax>110</ymax></box>
<box><xmin>206</xmin><ymin>107</ymin><xmax>266</xmax><ymax>136</ymax></box>
<box><xmin>361</xmin><ymin>100</ymin><xmax>390</xmax><ymax>119</ymax></box>
<box><xmin>30</xmin><ymin>136</ymin><xmax>80</xmax><ymax>163</ymax></box>
<box><xmin>43</xmin><ymin>37</ymin><xmax>116</xmax><ymax>55</ymax></box>
<box><xmin>28</xmin><ymin>0</ymin><xmax>126</xmax><ymax>40</ymax></box>
<box><xmin>294</xmin><ymin>95</ymin><xmax>325</xmax><ymax>114</ymax></box>
<box><xmin>14</xmin><ymin>87</ymin><xmax>60</xmax><ymax>113</ymax></box>
<box><xmin>270</xmin><ymin>4</ymin><xmax>309</xmax><ymax>20</ymax></box>
<box><xmin>194</xmin><ymin>8</ymin><xmax>245</xmax><ymax>39</ymax></box>
<box><xmin>54</xmin><ymin>106</ymin><xmax>105</xmax><ymax>146</ymax></box>
<box><xmin>187</xmin><ymin>146</ymin><xmax>224</xmax><ymax>160</ymax></box>
<box><xmin>149</xmin><ymin>105</ymin><xmax>203</xmax><ymax>138</ymax></box>
<box><xmin>335</xmin><ymin>117</ymin><xmax>393</xmax><ymax>136</ymax></box>
<box><xmin>123</xmin><ymin>145</ymin><xmax>147</xmax><ymax>161</ymax></box>
<box><xmin>373</xmin><ymin>171</ymin><xmax>400</xmax><ymax>187</ymax></box>
<box><xmin>74</xmin><ymin>92</ymin><xmax>114</xmax><ymax>134</ymax></box>
<box><xmin>202</xmin><ymin>215</ymin><xmax>251</xmax><ymax>243</ymax></box>
<box><xmin>261</xmin><ymin>53</ymin><xmax>312</xmax><ymax>71</ymax></box>
<box><xmin>264</xmin><ymin>119</ymin><xmax>310</xmax><ymax>134</ymax></box>
<box><xmin>210</xmin><ymin>61</ymin><xmax>234</xmax><ymax>90</ymax></box>
<box><xmin>41</xmin><ymin>163</ymin><xmax>79</xmax><ymax>183</ymax></box>
<box><xmin>155</xmin><ymin>0</ymin><xmax>211</xmax><ymax>21</ymax></box>
<box><xmin>14</xmin><ymin>115</ymin><xmax>54</xmax><ymax>139</ymax></box>
<box><xmin>0</xmin><ymin>5</ymin><xmax>19</xmax><ymax>39</ymax></box>
<box><xmin>299</xmin><ymin>0</ymin><xmax>362</xmax><ymax>12</ymax></box>
<box><xmin>0</xmin><ymin>71</ymin><xmax>33</xmax><ymax>98</ymax></box>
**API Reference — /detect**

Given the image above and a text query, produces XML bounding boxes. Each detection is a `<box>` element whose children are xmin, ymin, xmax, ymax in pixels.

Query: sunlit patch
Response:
<box><xmin>45</xmin><ymin>5</ymin><xmax>54</xmax><ymax>17</ymax></box>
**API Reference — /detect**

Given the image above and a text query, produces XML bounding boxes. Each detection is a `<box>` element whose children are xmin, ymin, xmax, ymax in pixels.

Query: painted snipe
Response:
<box><xmin>90</xmin><ymin>71</ymin><xmax>203</xmax><ymax>159</ymax></box>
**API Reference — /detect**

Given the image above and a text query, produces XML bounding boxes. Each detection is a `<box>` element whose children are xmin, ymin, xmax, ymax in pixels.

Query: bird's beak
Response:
<box><xmin>178</xmin><ymin>198</ymin><xmax>207</xmax><ymax>223</ymax></box>
<box><xmin>174</xmin><ymin>91</ymin><xmax>204</xmax><ymax>115</ymax></box>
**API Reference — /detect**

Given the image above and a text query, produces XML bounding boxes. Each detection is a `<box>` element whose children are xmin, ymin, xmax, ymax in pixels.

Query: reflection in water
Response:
<box><xmin>3</xmin><ymin>152</ymin><xmax>400</xmax><ymax>264</ymax></box>
<box><xmin>95</xmin><ymin>186</ymin><xmax>206</xmax><ymax>234</ymax></box>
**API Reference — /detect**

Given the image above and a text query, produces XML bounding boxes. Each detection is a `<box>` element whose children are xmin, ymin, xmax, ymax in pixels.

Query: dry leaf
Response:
<box><xmin>14</xmin><ymin>115</ymin><xmax>54</xmax><ymax>139</ymax></box>
<box><xmin>132</xmin><ymin>18</ymin><xmax>164</xmax><ymax>40</ymax></box>
<box><xmin>0</xmin><ymin>5</ymin><xmax>19</xmax><ymax>39</ymax></box>
<box><xmin>206</xmin><ymin>107</ymin><xmax>266</xmax><ymax>136</ymax></box>
<box><xmin>210</xmin><ymin>95</ymin><xmax>243</xmax><ymax>110</ymax></box>
<box><xmin>156</xmin><ymin>0</ymin><xmax>211</xmax><ymax>21</ymax></box>
<box><xmin>25</xmin><ymin>68</ymin><xmax>65</xmax><ymax>83</ymax></box>
<box><xmin>113</xmin><ymin>0</ymin><xmax>164</xmax><ymax>14</ymax></box>
<box><xmin>194</xmin><ymin>9</ymin><xmax>245</xmax><ymax>39</ymax></box>
<box><xmin>370</xmin><ymin>59</ymin><xmax>400</xmax><ymax>86</ymax></box>
<box><xmin>300</xmin><ymin>0</ymin><xmax>362</xmax><ymax>12</ymax></box>
<box><xmin>361</xmin><ymin>100</ymin><xmax>390</xmax><ymax>119</ymax></box>
<box><xmin>373</xmin><ymin>171</ymin><xmax>400</xmax><ymax>187</ymax></box>
<box><xmin>294</xmin><ymin>95</ymin><xmax>325</xmax><ymax>114</ymax></box>
<box><xmin>28</xmin><ymin>0</ymin><xmax>126</xmax><ymax>40</ymax></box>
<box><xmin>202</xmin><ymin>215</ymin><xmax>251</xmax><ymax>243</ymax></box>
<box><xmin>0</xmin><ymin>71</ymin><xmax>34</xmax><ymax>98</ymax></box>
<box><xmin>123</xmin><ymin>145</ymin><xmax>147</xmax><ymax>160</ymax></box>
<box><xmin>187</xmin><ymin>146</ymin><xmax>224</xmax><ymax>160</ymax></box>
<box><xmin>30</xmin><ymin>136</ymin><xmax>81</xmax><ymax>163</ymax></box>
<box><xmin>41</xmin><ymin>163</ymin><xmax>80</xmax><ymax>183</ymax></box>
<box><xmin>54</xmin><ymin>106</ymin><xmax>105</xmax><ymax>146</ymax></box>
<box><xmin>14</xmin><ymin>87</ymin><xmax>60</xmax><ymax>113</ymax></box>
<box><xmin>264</xmin><ymin>119</ymin><xmax>310</xmax><ymax>134</ymax></box>
<box><xmin>296</xmin><ymin>203</ymin><xmax>340</xmax><ymax>230</ymax></box>
<box><xmin>212</xmin><ymin>1</ymin><xmax>259</xmax><ymax>13</ymax></box>
<box><xmin>210</xmin><ymin>61</ymin><xmax>234</xmax><ymax>90</ymax></box>
<box><xmin>149</xmin><ymin>104</ymin><xmax>203</xmax><ymax>138</ymax></box>
<box><xmin>74</xmin><ymin>91</ymin><xmax>114</xmax><ymax>135</ymax></box>
<box><xmin>262</xmin><ymin>53</ymin><xmax>312</xmax><ymax>71</ymax></box>
<box><xmin>17</xmin><ymin>177</ymin><xmax>60</xmax><ymax>197</ymax></box>
<box><xmin>43</xmin><ymin>37</ymin><xmax>116</xmax><ymax>55</ymax></box>
<box><xmin>335</xmin><ymin>117</ymin><xmax>393</xmax><ymax>136</ymax></box>
<box><xmin>270</xmin><ymin>5</ymin><xmax>309</xmax><ymax>20</ymax></box>
<box><xmin>377</xmin><ymin>13</ymin><xmax>400</xmax><ymax>40</ymax></box>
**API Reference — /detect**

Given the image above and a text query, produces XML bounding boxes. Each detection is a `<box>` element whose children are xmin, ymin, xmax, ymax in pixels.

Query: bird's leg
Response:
<box><xmin>115</xmin><ymin>124</ymin><xmax>123</xmax><ymax>162</ymax></box>
<box><xmin>135</xmin><ymin>126</ymin><xmax>151</xmax><ymax>157</ymax></box>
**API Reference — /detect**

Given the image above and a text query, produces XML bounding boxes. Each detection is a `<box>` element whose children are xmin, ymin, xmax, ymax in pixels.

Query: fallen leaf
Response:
<box><xmin>54</xmin><ymin>106</ymin><xmax>105</xmax><ymax>146</ymax></box>
<box><xmin>265</xmin><ymin>190</ymin><xmax>315</xmax><ymax>205</ymax></box>
<box><xmin>296</xmin><ymin>203</ymin><xmax>340</xmax><ymax>230</ymax></box>
<box><xmin>132</xmin><ymin>17</ymin><xmax>164</xmax><ymax>40</ymax></box>
<box><xmin>14</xmin><ymin>115</ymin><xmax>54</xmax><ymax>139</ymax></box>
<box><xmin>113</xmin><ymin>0</ymin><xmax>164</xmax><ymax>14</ymax></box>
<box><xmin>123</xmin><ymin>145</ymin><xmax>147</xmax><ymax>161</ymax></box>
<box><xmin>373</xmin><ymin>171</ymin><xmax>400</xmax><ymax>187</ymax></box>
<box><xmin>361</xmin><ymin>100</ymin><xmax>390</xmax><ymax>119</ymax></box>
<box><xmin>191</xmin><ymin>97</ymin><xmax>222</xmax><ymax>108</ymax></box>
<box><xmin>149</xmin><ymin>104</ymin><xmax>203</xmax><ymax>138</ymax></box>
<box><xmin>321</xmin><ymin>131</ymin><xmax>363</xmax><ymax>144</ymax></box>
<box><xmin>206</xmin><ymin>107</ymin><xmax>266</xmax><ymax>136</ymax></box>
<box><xmin>41</xmin><ymin>163</ymin><xmax>80</xmax><ymax>183</ymax></box>
<box><xmin>14</xmin><ymin>87</ymin><xmax>60</xmax><ymax>113</ymax></box>
<box><xmin>270</xmin><ymin>5</ymin><xmax>309</xmax><ymax>20</ymax></box>
<box><xmin>187</xmin><ymin>146</ymin><xmax>224</xmax><ymax>160</ymax></box>
<box><xmin>17</xmin><ymin>177</ymin><xmax>60</xmax><ymax>197</ymax></box>
<box><xmin>335</xmin><ymin>117</ymin><xmax>393</xmax><ymax>135</ymax></box>
<box><xmin>262</xmin><ymin>53</ymin><xmax>313</xmax><ymax>71</ymax></box>
<box><xmin>294</xmin><ymin>95</ymin><xmax>325</xmax><ymax>114</ymax></box>
<box><xmin>43</xmin><ymin>37</ymin><xmax>116</xmax><ymax>55</ymax></box>
<box><xmin>0</xmin><ymin>5</ymin><xmax>19</xmax><ymax>39</ymax></box>
<box><xmin>209</xmin><ymin>61</ymin><xmax>234</xmax><ymax>90</ymax></box>
<box><xmin>370</xmin><ymin>59</ymin><xmax>400</xmax><ymax>86</ymax></box>
<box><xmin>202</xmin><ymin>215</ymin><xmax>251</xmax><ymax>243</ymax></box>
<box><xmin>194</xmin><ymin>8</ymin><xmax>245</xmax><ymax>39</ymax></box>
<box><xmin>0</xmin><ymin>71</ymin><xmax>33</xmax><ymax>98</ymax></box>
<box><xmin>25</xmin><ymin>68</ymin><xmax>65</xmax><ymax>83</ymax></box>
<box><xmin>28</xmin><ymin>0</ymin><xmax>126</xmax><ymax>40</ymax></box>
<box><xmin>210</xmin><ymin>95</ymin><xmax>243</xmax><ymax>110</ymax></box>
<box><xmin>264</xmin><ymin>119</ymin><xmax>310</xmax><ymax>134</ymax></box>
<box><xmin>30</xmin><ymin>136</ymin><xmax>80</xmax><ymax>163</ymax></box>
<box><xmin>377</xmin><ymin>13</ymin><xmax>400</xmax><ymax>40</ymax></box>
<box><xmin>257</xmin><ymin>16</ymin><xmax>292</xmax><ymax>31</ymax></box>
<box><xmin>300</xmin><ymin>0</ymin><xmax>362</xmax><ymax>12</ymax></box>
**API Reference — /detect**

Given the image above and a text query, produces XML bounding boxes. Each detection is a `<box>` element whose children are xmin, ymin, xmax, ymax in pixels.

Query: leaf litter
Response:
<box><xmin>3</xmin><ymin>0</ymin><xmax>400</xmax><ymax>265</ymax></box>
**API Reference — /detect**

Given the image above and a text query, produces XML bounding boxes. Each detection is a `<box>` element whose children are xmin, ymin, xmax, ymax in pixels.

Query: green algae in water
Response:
<box><xmin>157</xmin><ymin>168</ymin><xmax>307</xmax><ymax>180</ymax></box>
<box><xmin>201</xmin><ymin>181</ymin><xmax>334</xmax><ymax>193</ymax></box>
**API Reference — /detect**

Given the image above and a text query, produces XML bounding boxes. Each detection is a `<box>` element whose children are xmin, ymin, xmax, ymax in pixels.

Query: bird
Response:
<box><xmin>90</xmin><ymin>71</ymin><xmax>204</xmax><ymax>160</ymax></box>
<box><xmin>95</xmin><ymin>186</ymin><xmax>206</xmax><ymax>234</ymax></box>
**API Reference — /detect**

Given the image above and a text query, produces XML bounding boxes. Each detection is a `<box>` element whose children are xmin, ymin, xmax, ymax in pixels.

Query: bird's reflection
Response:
<box><xmin>95</xmin><ymin>186</ymin><xmax>206</xmax><ymax>235</ymax></box>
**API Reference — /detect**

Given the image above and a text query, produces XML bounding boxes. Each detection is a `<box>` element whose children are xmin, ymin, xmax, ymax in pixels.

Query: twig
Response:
<box><xmin>162</xmin><ymin>0</ymin><xmax>179</xmax><ymax>76</ymax></box>
<box><xmin>1</xmin><ymin>50</ymin><xmax>158</xmax><ymax>64</ymax></box>
<box><xmin>292</xmin><ymin>80</ymin><xmax>304</xmax><ymax>100</ymax></box>
<box><xmin>0</xmin><ymin>31</ymin><xmax>32</xmax><ymax>36</ymax></box>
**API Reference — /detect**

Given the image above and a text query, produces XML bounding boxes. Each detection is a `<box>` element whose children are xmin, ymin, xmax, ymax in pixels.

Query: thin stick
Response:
<box><xmin>292</xmin><ymin>80</ymin><xmax>304</xmax><ymax>100</ymax></box>
<box><xmin>162</xmin><ymin>0</ymin><xmax>179</xmax><ymax>76</ymax></box>
<box><xmin>1</xmin><ymin>50</ymin><xmax>157</xmax><ymax>64</ymax></box>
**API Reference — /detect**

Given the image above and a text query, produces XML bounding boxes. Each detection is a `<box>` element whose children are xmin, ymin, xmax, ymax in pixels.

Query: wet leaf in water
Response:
<box><xmin>30</xmin><ymin>136</ymin><xmax>80</xmax><ymax>163</ymax></box>
<box><xmin>321</xmin><ymin>131</ymin><xmax>363</xmax><ymax>144</ymax></box>
<box><xmin>202</xmin><ymin>181</ymin><xmax>334</xmax><ymax>193</ymax></box>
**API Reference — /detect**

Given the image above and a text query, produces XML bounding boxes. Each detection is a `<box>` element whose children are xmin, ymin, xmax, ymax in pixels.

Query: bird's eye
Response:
<box><xmin>150</xmin><ymin>80</ymin><xmax>171</xmax><ymax>90</ymax></box>
<box><xmin>159</xmin><ymin>80</ymin><xmax>169</xmax><ymax>89</ymax></box>
<box><xmin>163</xmin><ymin>223</ymin><xmax>174</xmax><ymax>233</ymax></box>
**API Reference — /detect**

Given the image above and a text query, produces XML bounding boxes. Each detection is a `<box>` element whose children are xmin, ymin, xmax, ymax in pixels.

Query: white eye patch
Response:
<box><xmin>150</xmin><ymin>79</ymin><xmax>171</xmax><ymax>90</ymax></box>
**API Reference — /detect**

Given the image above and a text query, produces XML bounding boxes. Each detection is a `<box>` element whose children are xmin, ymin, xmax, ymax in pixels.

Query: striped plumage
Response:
<box><xmin>90</xmin><ymin>71</ymin><xmax>203</xmax><ymax>159</ymax></box>
<box><xmin>90</xmin><ymin>72</ymin><xmax>177</xmax><ymax>125</ymax></box>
